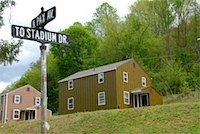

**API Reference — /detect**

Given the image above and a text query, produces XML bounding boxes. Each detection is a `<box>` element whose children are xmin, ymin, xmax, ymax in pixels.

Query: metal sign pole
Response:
<box><xmin>10</xmin><ymin>6</ymin><xmax>69</xmax><ymax>134</ymax></box>
<box><xmin>40</xmin><ymin>44</ymin><xmax>47</xmax><ymax>134</ymax></box>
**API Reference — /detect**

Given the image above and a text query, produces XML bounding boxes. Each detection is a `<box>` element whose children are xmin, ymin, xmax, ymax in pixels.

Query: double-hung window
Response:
<box><xmin>13</xmin><ymin>109</ymin><xmax>20</xmax><ymax>120</ymax></box>
<box><xmin>14</xmin><ymin>95</ymin><xmax>21</xmax><ymax>104</ymax></box>
<box><xmin>124</xmin><ymin>91</ymin><xmax>130</xmax><ymax>105</ymax></box>
<box><xmin>68</xmin><ymin>80</ymin><xmax>73</xmax><ymax>90</ymax></box>
<box><xmin>98</xmin><ymin>73</ymin><xmax>104</xmax><ymax>84</ymax></box>
<box><xmin>123</xmin><ymin>72</ymin><xmax>128</xmax><ymax>83</ymax></box>
<box><xmin>98</xmin><ymin>92</ymin><xmax>105</xmax><ymax>106</ymax></box>
<box><xmin>68</xmin><ymin>97</ymin><xmax>74</xmax><ymax>110</ymax></box>
<box><xmin>35</xmin><ymin>97</ymin><xmax>41</xmax><ymax>106</ymax></box>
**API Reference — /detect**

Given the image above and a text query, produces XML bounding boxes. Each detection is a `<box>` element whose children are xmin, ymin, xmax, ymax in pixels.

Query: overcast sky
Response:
<box><xmin>0</xmin><ymin>0</ymin><xmax>136</xmax><ymax>92</ymax></box>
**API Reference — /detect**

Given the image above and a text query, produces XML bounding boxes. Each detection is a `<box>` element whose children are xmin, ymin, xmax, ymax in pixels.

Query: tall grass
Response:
<box><xmin>0</xmin><ymin>91</ymin><xmax>199</xmax><ymax>134</ymax></box>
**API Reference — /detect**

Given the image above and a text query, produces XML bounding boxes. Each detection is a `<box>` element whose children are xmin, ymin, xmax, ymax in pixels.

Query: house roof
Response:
<box><xmin>0</xmin><ymin>84</ymin><xmax>40</xmax><ymax>95</ymax></box>
<box><xmin>58</xmin><ymin>59</ymin><xmax>132</xmax><ymax>83</ymax></box>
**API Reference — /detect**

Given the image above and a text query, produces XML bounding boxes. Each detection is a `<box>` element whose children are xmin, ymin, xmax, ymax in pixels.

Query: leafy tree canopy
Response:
<box><xmin>0</xmin><ymin>0</ymin><xmax>22</xmax><ymax>65</ymax></box>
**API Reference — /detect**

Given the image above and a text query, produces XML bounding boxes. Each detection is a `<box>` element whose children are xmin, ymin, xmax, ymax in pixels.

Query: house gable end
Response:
<box><xmin>3</xmin><ymin>85</ymin><xmax>41</xmax><ymax>96</ymax></box>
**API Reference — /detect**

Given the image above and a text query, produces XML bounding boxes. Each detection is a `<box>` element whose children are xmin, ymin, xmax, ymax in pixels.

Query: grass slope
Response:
<box><xmin>0</xmin><ymin>101</ymin><xmax>199</xmax><ymax>134</ymax></box>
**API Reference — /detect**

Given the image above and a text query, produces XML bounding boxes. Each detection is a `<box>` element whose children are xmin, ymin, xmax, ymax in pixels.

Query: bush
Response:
<box><xmin>153</xmin><ymin>59</ymin><xmax>188</xmax><ymax>95</ymax></box>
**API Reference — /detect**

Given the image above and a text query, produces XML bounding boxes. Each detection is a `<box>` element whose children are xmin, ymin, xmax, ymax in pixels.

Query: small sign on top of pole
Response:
<box><xmin>31</xmin><ymin>6</ymin><xmax>56</xmax><ymax>29</ymax></box>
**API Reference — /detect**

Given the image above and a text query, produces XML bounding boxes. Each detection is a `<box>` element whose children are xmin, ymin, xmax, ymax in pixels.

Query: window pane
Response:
<box><xmin>124</xmin><ymin>91</ymin><xmax>130</xmax><ymax>105</ymax></box>
<box><xmin>98</xmin><ymin>92</ymin><xmax>105</xmax><ymax>105</ymax></box>
<box><xmin>68</xmin><ymin>80</ymin><xmax>73</xmax><ymax>90</ymax></box>
<box><xmin>13</xmin><ymin>109</ymin><xmax>20</xmax><ymax>120</ymax></box>
<box><xmin>98</xmin><ymin>73</ymin><xmax>104</xmax><ymax>84</ymax></box>
<box><xmin>14</xmin><ymin>95</ymin><xmax>20</xmax><ymax>104</ymax></box>
<box><xmin>123</xmin><ymin>72</ymin><xmax>128</xmax><ymax>83</ymax></box>
<box><xmin>68</xmin><ymin>97</ymin><xmax>74</xmax><ymax>110</ymax></box>
<box><xmin>141</xmin><ymin>77</ymin><xmax>146</xmax><ymax>87</ymax></box>
<box><xmin>35</xmin><ymin>97</ymin><xmax>40</xmax><ymax>105</ymax></box>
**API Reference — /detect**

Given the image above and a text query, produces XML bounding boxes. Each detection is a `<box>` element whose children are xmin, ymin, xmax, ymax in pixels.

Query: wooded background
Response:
<box><xmin>3</xmin><ymin>0</ymin><xmax>200</xmax><ymax>113</ymax></box>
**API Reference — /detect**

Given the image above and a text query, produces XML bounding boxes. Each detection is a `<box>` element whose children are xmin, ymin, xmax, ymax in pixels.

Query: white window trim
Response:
<box><xmin>35</xmin><ymin>97</ymin><xmax>41</xmax><ymax>106</ymax></box>
<box><xmin>124</xmin><ymin>91</ymin><xmax>130</xmax><ymax>105</ymax></box>
<box><xmin>141</xmin><ymin>77</ymin><xmax>147</xmax><ymax>87</ymax></box>
<box><xmin>14</xmin><ymin>95</ymin><xmax>21</xmax><ymax>104</ymax></box>
<box><xmin>13</xmin><ymin>109</ymin><xmax>20</xmax><ymax>120</ymax></box>
<box><xmin>68</xmin><ymin>80</ymin><xmax>73</xmax><ymax>90</ymax></box>
<box><xmin>68</xmin><ymin>97</ymin><xmax>74</xmax><ymax>110</ymax></box>
<box><xmin>98</xmin><ymin>92</ymin><xmax>105</xmax><ymax>106</ymax></box>
<box><xmin>98</xmin><ymin>72</ymin><xmax>104</xmax><ymax>84</ymax></box>
<box><xmin>123</xmin><ymin>72</ymin><xmax>128</xmax><ymax>83</ymax></box>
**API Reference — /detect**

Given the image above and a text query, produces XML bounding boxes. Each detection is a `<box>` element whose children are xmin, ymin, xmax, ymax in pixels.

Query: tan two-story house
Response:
<box><xmin>58</xmin><ymin>59</ymin><xmax>163</xmax><ymax>115</ymax></box>
<box><xmin>0</xmin><ymin>85</ymin><xmax>52</xmax><ymax>123</ymax></box>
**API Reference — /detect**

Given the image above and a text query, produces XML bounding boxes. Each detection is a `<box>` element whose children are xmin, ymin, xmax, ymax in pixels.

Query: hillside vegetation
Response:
<box><xmin>4</xmin><ymin>0</ymin><xmax>200</xmax><ymax>114</ymax></box>
<box><xmin>0</xmin><ymin>92</ymin><xmax>199</xmax><ymax>134</ymax></box>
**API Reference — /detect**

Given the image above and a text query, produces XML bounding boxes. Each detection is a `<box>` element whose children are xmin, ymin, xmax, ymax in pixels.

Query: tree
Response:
<box><xmin>4</xmin><ymin>1</ymin><xmax>200</xmax><ymax>113</ymax></box>
<box><xmin>87</xmin><ymin>2</ymin><xmax>119</xmax><ymax>39</ymax></box>
<box><xmin>170</xmin><ymin>0</ymin><xmax>200</xmax><ymax>47</ymax></box>
<box><xmin>5</xmin><ymin>60</ymin><xmax>41</xmax><ymax>92</ymax></box>
<box><xmin>50</xmin><ymin>22</ymin><xmax>99</xmax><ymax>79</ymax></box>
<box><xmin>46</xmin><ymin>53</ymin><xmax>60</xmax><ymax>113</ymax></box>
<box><xmin>153</xmin><ymin>59</ymin><xmax>188</xmax><ymax>95</ymax></box>
<box><xmin>86</xmin><ymin>2</ymin><xmax>126</xmax><ymax>65</ymax></box>
<box><xmin>0</xmin><ymin>0</ymin><xmax>22</xmax><ymax>65</ymax></box>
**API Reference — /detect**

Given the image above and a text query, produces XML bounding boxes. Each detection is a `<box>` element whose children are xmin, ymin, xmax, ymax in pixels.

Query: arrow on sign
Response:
<box><xmin>11</xmin><ymin>25</ymin><xmax>70</xmax><ymax>45</ymax></box>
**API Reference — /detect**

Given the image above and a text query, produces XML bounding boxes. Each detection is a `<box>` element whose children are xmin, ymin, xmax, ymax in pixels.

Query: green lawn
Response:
<box><xmin>0</xmin><ymin>92</ymin><xmax>200</xmax><ymax>134</ymax></box>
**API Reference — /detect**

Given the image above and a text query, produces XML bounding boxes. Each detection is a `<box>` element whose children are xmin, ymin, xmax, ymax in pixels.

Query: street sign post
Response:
<box><xmin>11</xmin><ymin>6</ymin><xmax>69</xmax><ymax>134</ymax></box>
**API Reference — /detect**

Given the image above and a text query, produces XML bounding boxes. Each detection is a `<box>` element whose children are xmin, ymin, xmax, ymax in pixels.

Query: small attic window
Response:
<box><xmin>98</xmin><ymin>73</ymin><xmax>104</xmax><ymax>84</ymax></box>
<box><xmin>27</xmin><ymin>87</ymin><xmax>30</xmax><ymax>91</ymax></box>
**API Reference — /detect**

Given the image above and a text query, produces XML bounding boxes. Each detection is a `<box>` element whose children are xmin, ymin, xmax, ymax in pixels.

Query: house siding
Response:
<box><xmin>59</xmin><ymin>70</ymin><xmax>117</xmax><ymax>114</ymax></box>
<box><xmin>116</xmin><ymin>59</ymin><xmax>153</xmax><ymax>109</ymax></box>
<box><xmin>143</xmin><ymin>87</ymin><xmax>163</xmax><ymax>105</ymax></box>
<box><xmin>58</xmin><ymin>83</ymin><xmax>67</xmax><ymax>114</ymax></box>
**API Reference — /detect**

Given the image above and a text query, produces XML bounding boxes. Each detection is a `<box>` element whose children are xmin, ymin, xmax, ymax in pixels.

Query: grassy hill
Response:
<box><xmin>0</xmin><ymin>92</ymin><xmax>200</xmax><ymax>134</ymax></box>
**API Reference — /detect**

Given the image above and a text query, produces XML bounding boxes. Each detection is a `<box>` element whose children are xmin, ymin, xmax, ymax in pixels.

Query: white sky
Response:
<box><xmin>0</xmin><ymin>0</ymin><xmax>136</xmax><ymax>92</ymax></box>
